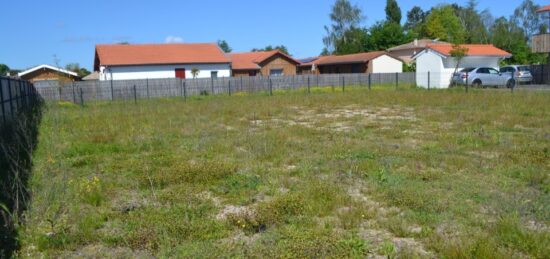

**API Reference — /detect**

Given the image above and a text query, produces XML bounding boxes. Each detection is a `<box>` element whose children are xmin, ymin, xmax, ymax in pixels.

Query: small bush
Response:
<box><xmin>73</xmin><ymin>176</ymin><xmax>104</xmax><ymax>206</ymax></box>
<box><xmin>256</xmin><ymin>193</ymin><xmax>308</xmax><ymax>225</ymax></box>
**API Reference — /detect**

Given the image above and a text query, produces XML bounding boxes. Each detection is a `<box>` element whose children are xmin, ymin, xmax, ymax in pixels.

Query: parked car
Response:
<box><xmin>452</xmin><ymin>67</ymin><xmax>515</xmax><ymax>88</ymax></box>
<box><xmin>499</xmin><ymin>65</ymin><xmax>533</xmax><ymax>84</ymax></box>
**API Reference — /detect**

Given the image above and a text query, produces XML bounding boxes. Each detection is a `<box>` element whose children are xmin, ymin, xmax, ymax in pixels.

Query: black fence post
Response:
<box><xmin>183</xmin><ymin>80</ymin><xmax>187</xmax><ymax>101</ymax></box>
<box><xmin>0</xmin><ymin>78</ymin><xmax>5</xmax><ymax>124</ymax></box>
<box><xmin>342</xmin><ymin>75</ymin><xmax>345</xmax><ymax>92</ymax></box>
<box><xmin>133</xmin><ymin>85</ymin><xmax>137</xmax><ymax>104</ymax></box>
<box><xmin>110</xmin><ymin>78</ymin><xmax>114</xmax><ymax>100</ymax></box>
<box><xmin>146</xmin><ymin>78</ymin><xmax>150</xmax><ymax>98</ymax></box>
<box><xmin>211</xmin><ymin>77</ymin><xmax>214</xmax><ymax>94</ymax></box>
<box><xmin>368</xmin><ymin>73</ymin><xmax>371</xmax><ymax>90</ymax></box>
<box><xmin>395</xmin><ymin>72</ymin><xmax>398</xmax><ymax>90</ymax></box>
<box><xmin>428</xmin><ymin>71</ymin><xmax>430</xmax><ymax>91</ymax></box>
<box><xmin>511</xmin><ymin>72</ymin><xmax>515</xmax><ymax>93</ymax></box>
<box><xmin>228</xmin><ymin>80</ymin><xmax>232</xmax><ymax>96</ymax></box>
<box><xmin>7</xmin><ymin>78</ymin><xmax>13</xmax><ymax>118</ymax></box>
<box><xmin>269</xmin><ymin>77</ymin><xmax>273</xmax><ymax>96</ymax></box>
<box><xmin>79</xmin><ymin>87</ymin><xmax>84</xmax><ymax>107</ymax></box>
<box><xmin>72</xmin><ymin>81</ymin><xmax>76</xmax><ymax>103</ymax></box>
<box><xmin>307</xmin><ymin>76</ymin><xmax>311</xmax><ymax>93</ymax></box>
<box><xmin>465</xmin><ymin>72</ymin><xmax>469</xmax><ymax>93</ymax></box>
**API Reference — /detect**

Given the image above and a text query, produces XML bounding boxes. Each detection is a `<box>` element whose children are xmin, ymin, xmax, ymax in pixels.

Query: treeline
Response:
<box><xmin>322</xmin><ymin>0</ymin><xmax>547</xmax><ymax>65</ymax></box>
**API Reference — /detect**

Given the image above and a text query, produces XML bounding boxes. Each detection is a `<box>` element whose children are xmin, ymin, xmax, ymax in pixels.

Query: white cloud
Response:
<box><xmin>165</xmin><ymin>36</ymin><xmax>183</xmax><ymax>43</ymax></box>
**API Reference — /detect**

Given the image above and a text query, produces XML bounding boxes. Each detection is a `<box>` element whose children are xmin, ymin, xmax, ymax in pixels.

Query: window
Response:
<box><xmin>249</xmin><ymin>71</ymin><xmax>257</xmax><ymax>76</ymax></box>
<box><xmin>488</xmin><ymin>68</ymin><xmax>500</xmax><ymax>74</ymax></box>
<box><xmin>270</xmin><ymin>69</ymin><xmax>283</xmax><ymax>76</ymax></box>
<box><xmin>499</xmin><ymin>67</ymin><xmax>510</xmax><ymax>73</ymax></box>
<box><xmin>211</xmin><ymin>71</ymin><xmax>218</xmax><ymax>79</ymax></box>
<box><xmin>518</xmin><ymin>66</ymin><xmax>530</xmax><ymax>72</ymax></box>
<box><xmin>477</xmin><ymin>68</ymin><xmax>489</xmax><ymax>74</ymax></box>
<box><xmin>460</xmin><ymin>67</ymin><xmax>475</xmax><ymax>73</ymax></box>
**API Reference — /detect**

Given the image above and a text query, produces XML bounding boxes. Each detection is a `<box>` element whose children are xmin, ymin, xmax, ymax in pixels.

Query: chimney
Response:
<box><xmin>414</xmin><ymin>39</ymin><xmax>418</xmax><ymax>46</ymax></box>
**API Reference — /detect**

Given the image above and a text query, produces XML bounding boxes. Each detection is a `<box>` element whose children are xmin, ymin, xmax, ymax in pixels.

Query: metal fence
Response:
<box><xmin>35</xmin><ymin>72</ymin><xmax>416</xmax><ymax>103</ymax></box>
<box><xmin>0</xmin><ymin>76</ymin><xmax>40</xmax><ymax>124</ymax></box>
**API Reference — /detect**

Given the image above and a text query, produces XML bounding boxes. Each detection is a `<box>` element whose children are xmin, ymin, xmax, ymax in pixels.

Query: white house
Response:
<box><xmin>413</xmin><ymin>44</ymin><xmax>511</xmax><ymax>88</ymax></box>
<box><xmin>297</xmin><ymin>51</ymin><xmax>403</xmax><ymax>74</ymax></box>
<box><xmin>94</xmin><ymin>43</ymin><xmax>231</xmax><ymax>81</ymax></box>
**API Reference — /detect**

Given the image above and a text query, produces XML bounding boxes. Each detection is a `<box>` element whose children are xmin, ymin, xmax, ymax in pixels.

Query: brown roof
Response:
<box><xmin>314</xmin><ymin>51</ymin><xmax>399</xmax><ymax>66</ymax></box>
<box><xmin>228</xmin><ymin>50</ymin><xmax>300</xmax><ymax>70</ymax></box>
<box><xmin>94</xmin><ymin>43</ymin><xmax>230</xmax><ymax>69</ymax></box>
<box><xmin>537</xmin><ymin>4</ymin><xmax>550</xmax><ymax>12</ymax></box>
<box><xmin>387</xmin><ymin>39</ymin><xmax>448</xmax><ymax>51</ymax></box>
<box><xmin>426</xmin><ymin>44</ymin><xmax>511</xmax><ymax>57</ymax></box>
<box><xmin>298</xmin><ymin>56</ymin><xmax>331</xmax><ymax>67</ymax></box>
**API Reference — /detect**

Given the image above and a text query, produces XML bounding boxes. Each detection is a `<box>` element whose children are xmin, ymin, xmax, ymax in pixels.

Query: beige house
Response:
<box><xmin>388</xmin><ymin>39</ymin><xmax>448</xmax><ymax>64</ymax></box>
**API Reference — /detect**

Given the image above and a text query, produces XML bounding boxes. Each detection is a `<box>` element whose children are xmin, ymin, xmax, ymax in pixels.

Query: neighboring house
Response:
<box><xmin>18</xmin><ymin>64</ymin><xmax>79</xmax><ymax>86</ymax></box>
<box><xmin>413</xmin><ymin>44</ymin><xmax>511</xmax><ymax>88</ymax></box>
<box><xmin>94</xmin><ymin>43</ymin><xmax>231</xmax><ymax>80</ymax></box>
<box><xmin>297</xmin><ymin>56</ymin><xmax>330</xmax><ymax>74</ymax></box>
<box><xmin>82</xmin><ymin>71</ymin><xmax>99</xmax><ymax>81</ymax></box>
<box><xmin>298</xmin><ymin>51</ymin><xmax>403</xmax><ymax>75</ymax></box>
<box><xmin>387</xmin><ymin>39</ymin><xmax>448</xmax><ymax>64</ymax></box>
<box><xmin>228</xmin><ymin>50</ymin><xmax>300</xmax><ymax>77</ymax></box>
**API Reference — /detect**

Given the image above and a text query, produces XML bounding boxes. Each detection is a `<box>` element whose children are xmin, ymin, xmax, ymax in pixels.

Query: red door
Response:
<box><xmin>175</xmin><ymin>68</ymin><xmax>186</xmax><ymax>79</ymax></box>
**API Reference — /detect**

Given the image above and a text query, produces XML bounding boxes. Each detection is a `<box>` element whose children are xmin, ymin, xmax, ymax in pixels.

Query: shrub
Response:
<box><xmin>74</xmin><ymin>175</ymin><xmax>104</xmax><ymax>206</ymax></box>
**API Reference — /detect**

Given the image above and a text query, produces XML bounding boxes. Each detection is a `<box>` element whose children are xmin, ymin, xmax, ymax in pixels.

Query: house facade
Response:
<box><xmin>413</xmin><ymin>44</ymin><xmax>511</xmax><ymax>88</ymax></box>
<box><xmin>228</xmin><ymin>51</ymin><xmax>300</xmax><ymax>77</ymax></box>
<box><xmin>298</xmin><ymin>51</ymin><xmax>403</xmax><ymax>75</ymax></box>
<box><xmin>18</xmin><ymin>64</ymin><xmax>79</xmax><ymax>86</ymax></box>
<box><xmin>94</xmin><ymin>43</ymin><xmax>231</xmax><ymax>80</ymax></box>
<box><xmin>387</xmin><ymin>39</ymin><xmax>448</xmax><ymax>64</ymax></box>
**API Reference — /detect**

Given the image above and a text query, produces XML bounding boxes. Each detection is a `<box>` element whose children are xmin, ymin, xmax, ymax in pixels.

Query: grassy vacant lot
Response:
<box><xmin>20</xmin><ymin>87</ymin><xmax>549</xmax><ymax>258</ymax></box>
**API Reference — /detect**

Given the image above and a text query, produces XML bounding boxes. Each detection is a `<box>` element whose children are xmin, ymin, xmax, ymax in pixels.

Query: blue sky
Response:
<box><xmin>1</xmin><ymin>0</ymin><xmax>544</xmax><ymax>70</ymax></box>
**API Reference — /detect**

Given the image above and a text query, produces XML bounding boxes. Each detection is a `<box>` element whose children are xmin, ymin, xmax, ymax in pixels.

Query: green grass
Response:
<box><xmin>20</xmin><ymin>87</ymin><xmax>550</xmax><ymax>258</ymax></box>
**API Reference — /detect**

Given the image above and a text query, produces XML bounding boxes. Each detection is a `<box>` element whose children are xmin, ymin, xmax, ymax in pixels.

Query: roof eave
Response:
<box><xmin>100</xmin><ymin>61</ymin><xmax>232</xmax><ymax>67</ymax></box>
<box><xmin>18</xmin><ymin>64</ymin><xmax>78</xmax><ymax>77</ymax></box>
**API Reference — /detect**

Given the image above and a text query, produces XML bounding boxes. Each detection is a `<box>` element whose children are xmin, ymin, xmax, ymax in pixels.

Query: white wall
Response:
<box><xmin>99</xmin><ymin>63</ymin><xmax>231</xmax><ymax>81</ymax></box>
<box><xmin>372</xmin><ymin>55</ymin><xmax>403</xmax><ymax>73</ymax></box>
<box><xmin>415</xmin><ymin>50</ymin><xmax>503</xmax><ymax>88</ymax></box>
<box><xmin>415</xmin><ymin>51</ymin><xmax>446</xmax><ymax>88</ymax></box>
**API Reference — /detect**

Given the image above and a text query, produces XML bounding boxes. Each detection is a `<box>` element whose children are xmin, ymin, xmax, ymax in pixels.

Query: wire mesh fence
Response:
<box><xmin>35</xmin><ymin>72</ymin><xmax>417</xmax><ymax>104</ymax></box>
<box><xmin>0</xmin><ymin>76</ymin><xmax>41</xmax><ymax>124</ymax></box>
<box><xmin>34</xmin><ymin>70</ymin><xmax>540</xmax><ymax>105</ymax></box>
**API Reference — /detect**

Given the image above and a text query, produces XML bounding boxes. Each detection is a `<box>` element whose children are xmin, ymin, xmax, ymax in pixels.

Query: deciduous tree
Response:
<box><xmin>323</xmin><ymin>0</ymin><xmax>363</xmax><ymax>54</ymax></box>
<box><xmin>404</xmin><ymin>6</ymin><xmax>426</xmax><ymax>36</ymax></box>
<box><xmin>217</xmin><ymin>40</ymin><xmax>232</xmax><ymax>53</ymax></box>
<box><xmin>0</xmin><ymin>64</ymin><xmax>9</xmax><ymax>76</ymax></box>
<box><xmin>251</xmin><ymin>45</ymin><xmax>290</xmax><ymax>55</ymax></box>
<box><xmin>65</xmin><ymin>63</ymin><xmax>91</xmax><ymax>78</ymax></box>
<box><xmin>385</xmin><ymin>0</ymin><xmax>402</xmax><ymax>25</ymax></box>
<box><xmin>425</xmin><ymin>5</ymin><xmax>465</xmax><ymax>44</ymax></box>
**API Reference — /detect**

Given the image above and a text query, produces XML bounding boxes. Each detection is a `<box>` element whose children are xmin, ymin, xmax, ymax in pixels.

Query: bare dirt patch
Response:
<box><xmin>248</xmin><ymin>105</ymin><xmax>419</xmax><ymax>133</ymax></box>
<box><xmin>347</xmin><ymin>184</ymin><xmax>433</xmax><ymax>257</ymax></box>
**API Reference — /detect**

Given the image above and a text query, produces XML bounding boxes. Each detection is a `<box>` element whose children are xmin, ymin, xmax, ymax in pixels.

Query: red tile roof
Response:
<box><xmin>94</xmin><ymin>43</ymin><xmax>230</xmax><ymax>68</ymax></box>
<box><xmin>228</xmin><ymin>50</ymin><xmax>300</xmax><ymax>70</ymax></box>
<box><xmin>306</xmin><ymin>51</ymin><xmax>399</xmax><ymax>66</ymax></box>
<box><xmin>426</xmin><ymin>44</ymin><xmax>511</xmax><ymax>57</ymax></box>
<box><xmin>537</xmin><ymin>4</ymin><xmax>550</xmax><ymax>13</ymax></box>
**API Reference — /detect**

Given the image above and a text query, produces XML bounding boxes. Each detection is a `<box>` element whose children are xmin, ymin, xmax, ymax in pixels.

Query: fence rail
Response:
<box><xmin>0</xmin><ymin>76</ymin><xmax>40</xmax><ymax>124</ymax></box>
<box><xmin>35</xmin><ymin>72</ymin><xmax>416</xmax><ymax>103</ymax></box>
